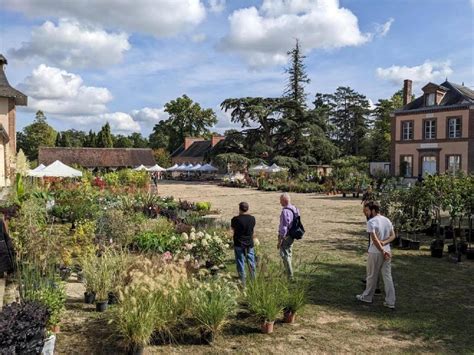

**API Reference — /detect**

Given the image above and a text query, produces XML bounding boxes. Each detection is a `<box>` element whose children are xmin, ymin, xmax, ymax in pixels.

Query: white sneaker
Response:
<box><xmin>356</xmin><ymin>294</ymin><xmax>372</xmax><ymax>304</ymax></box>
<box><xmin>383</xmin><ymin>302</ymin><xmax>395</xmax><ymax>309</ymax></box>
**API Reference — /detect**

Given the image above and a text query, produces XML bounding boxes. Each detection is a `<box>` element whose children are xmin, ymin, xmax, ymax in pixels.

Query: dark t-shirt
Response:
<box><xmin>231</xmin><ymin>214</ymin><xmax>256</xmax><ymax>248</ymax></box>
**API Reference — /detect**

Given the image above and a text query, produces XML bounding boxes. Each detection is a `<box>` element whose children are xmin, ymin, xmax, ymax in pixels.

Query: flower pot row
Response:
<box><xmin>84</xmin><ymin>291</ymin><xmax>118</xmax><ymax>312</ymax></box>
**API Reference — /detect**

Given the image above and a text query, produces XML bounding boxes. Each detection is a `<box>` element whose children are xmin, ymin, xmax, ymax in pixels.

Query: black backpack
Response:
<box><xmin>284</xmin><ymin>208</ymin><xmax>305</xmax><ymax>240</ymax></box>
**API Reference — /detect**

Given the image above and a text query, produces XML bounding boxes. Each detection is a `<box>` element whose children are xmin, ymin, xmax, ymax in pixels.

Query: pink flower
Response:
<box><xmin>161</xmin><ymin>251</ymin><xmax>173</xmax><ymax>262</ymax></box>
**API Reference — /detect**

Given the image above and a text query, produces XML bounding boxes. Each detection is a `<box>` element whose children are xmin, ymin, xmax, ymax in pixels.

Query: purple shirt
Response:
<box><xmin>279</xmin><ymin>204</ymin><xmax>299</xmax><ymax>237</ymax></box>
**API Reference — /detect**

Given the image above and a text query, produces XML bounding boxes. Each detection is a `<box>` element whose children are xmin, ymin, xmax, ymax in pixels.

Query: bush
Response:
<box><xmin>281</xmin><ymin>280</ymin><xmax>307</xmax><ymax>313</ymax></box>
<box><xmin>0</xmin><ymin>301</ymin><xmax>50</xmax><ymax>354</ymax></box>
<box><xmin>195</xmin><ymin>201</ymin><xmax>211</xmax><ymax>212</ymax></box>
<box><xmin>133</xmin><ymin>231</ymin><xmax>182</xmax><ymax>254</ymax></box>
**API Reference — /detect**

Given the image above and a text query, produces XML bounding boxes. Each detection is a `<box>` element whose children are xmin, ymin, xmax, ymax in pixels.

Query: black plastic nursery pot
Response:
<box><xmin>466</xmin><ymin>248</ymin><xmax>474</xmax><ymax>260</ymax></box>
<box><xmin>447</xmin><ymin>244</ymin><xmax>456</xmax><ymax>254</ymax></box>
<box><xmin>401</xmin><ymin>238</ymin><xmax>411</xmax><ymax>249</ymax></box>
<box><xmin>444</xmin><ymin>227</ymin><xmax>453</xmax><ymax>239</ymax></box>
<box><xmin>431</xmin><ymin>248</ymin><xmax>443</xmax><ymax>258</ymax></box>
<box><xmin>128</xmin><ymin>343</ymin><xmax>144</xmax><ymax>355</ymax></box>
<box><xmin>95</xmin><ymin>301</ymin><xmax>108</xmax><ymax>312</ymax></box>
<box><xmin>84</xmin><ymin>292</ymin><xmax>96</xmax><ymax>304</ymax></box>
<box><xmin>108</xmin><ymin>292</ymin><xmax>118</xmax><ymax>305</ymax></box>
<box><xmin>409</xmin><ymin>241</ymin><xmax>420</xmax><ymax>250</ymax></box>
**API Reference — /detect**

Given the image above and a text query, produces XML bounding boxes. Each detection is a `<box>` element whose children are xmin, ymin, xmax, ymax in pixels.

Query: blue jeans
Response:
<box><xmin>234</xmin><ymin>247</ymin><xmax>256</xmax><ymax>285</ymax></box>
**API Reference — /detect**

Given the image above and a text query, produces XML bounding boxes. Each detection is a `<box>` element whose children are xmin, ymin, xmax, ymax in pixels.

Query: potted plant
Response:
<box><xmin>191</xmin><ymin>278</ymin><xmax>238</xmax><ymax>344</ymax></box>
<box><xmin>246</xmin><ymin>269</ymin><xmax>284</xmax><ymax>334</ymax></box>
<box><xmin>0</xmin><ymin>301</ymin><xmax>50</xmax><ymax>354</ymax></box>
<box><xmin>111</xmin><ymin>285</ymin><xmax>162</xmax><ymax>355</ymax></box>
<box><xmin>281</xmin><ymin>281</ymin><xmax>307</xmax><ymax>324</ymax></box>
<box><xmin>80</xmin><ymin>252</ymin><xmax>98</xmax><ymax>304</ymax></box>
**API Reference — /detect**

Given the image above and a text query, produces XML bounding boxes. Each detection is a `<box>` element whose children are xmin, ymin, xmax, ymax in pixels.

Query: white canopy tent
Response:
<box><xmin>133</xmin><ymin>165</ymin><xmax>147</xmax><ymax>171</ymax></box>
<box><xmin>35</xmin><ymin>160</ymin><xmax>82</xmax><ymax>178</ymax></box>
<box><xmin>166</xmin><ymin>164</ymin><xmax>179</xmax><ymax>171</ymax></box>
<box><xmin>28</xmin><ymin>164</ymin><xmax>46</xmax><ymax>177</ymax></box>
<box><xmin>146</xmin><ymin>164</ymin><xmax>166</xmax><ymax>172</ymax></box>
<box><xmin>249</xmin><ymin>163</ymin><xmax>269</xmax><ymax>173</ymax></box>
<box><xmin>185</xmin><ymin>163</ymin><xmax>194</xmax><ymax>171</ymax></box>
<box><xmin>190</xmin><ymin>164</ymin><xmax>202</xmax><ymax>171</ymax></box>
<box><xmin>176</xmin><ymin>164</ymin><xmax>188</xmax><ymax>171</ymax></box>
<box><xmin>265</xmin><ymin>163</ymin><xmax>285</xmax><ymax>173</ymax></box>
<box><xmin>199</xmin><ymin>164</ymin><xmax>218</xmax><ymax>172</ymax></box>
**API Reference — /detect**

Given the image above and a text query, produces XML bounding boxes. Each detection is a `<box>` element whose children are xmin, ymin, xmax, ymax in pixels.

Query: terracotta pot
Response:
<box><xmin>283</xmin><ymin>311</ymin><xmax>296</xmax><ymax>324</ymax></box>
<box><xmin>261</xmin><ymin>320</ymin><xmax>274</xmax><ymax>334</ymax></box>
<box><xmin>51</xmin><ymin>324</ymin><xmax>60</xmax><ymax>333</ymax></box>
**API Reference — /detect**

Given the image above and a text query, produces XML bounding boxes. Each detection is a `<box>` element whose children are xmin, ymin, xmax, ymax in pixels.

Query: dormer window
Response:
<box><xmin>426</xmin><ymin>93</ymin><xmax>435</xmax><ymax>106</ymax></box>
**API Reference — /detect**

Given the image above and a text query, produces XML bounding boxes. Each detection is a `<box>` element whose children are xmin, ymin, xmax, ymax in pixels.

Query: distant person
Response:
<box><xmin>151</xmin><ymin>172</ymin><xmax>159</xmax><ymax>191</ymax></box>
<box><xmin>231</xmin><ymin>202</ymin><xmax>256</xmax><ymax>285</ymax></box>
<box><xmin>356</xmin><ymin>201</ymin><xmax>396</xmax><ymax>309</ymax></box>
<box><xmin>278</xmin><ymin>193</ymin><xmax>301</xmax><ymax>280</ymax></box>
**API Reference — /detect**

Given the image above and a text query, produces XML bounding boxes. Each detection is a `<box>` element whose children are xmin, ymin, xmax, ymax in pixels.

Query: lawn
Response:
<box><xmin>55</xmin><ymin>182</ymin><xmax>474</xmax><ymax>354</ymax></box>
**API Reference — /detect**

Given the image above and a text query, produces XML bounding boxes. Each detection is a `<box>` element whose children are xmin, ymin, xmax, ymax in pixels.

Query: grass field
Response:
<box><xmin>56</xmin><ymin>182</ymin><xmax>474</xmax><ymax>354</ymax></box>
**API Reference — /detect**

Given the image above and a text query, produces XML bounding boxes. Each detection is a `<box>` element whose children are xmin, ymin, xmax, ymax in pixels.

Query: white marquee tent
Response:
<box><xmin>133</xmin><ymin>165</ymin><xmax>147</xmax><ymax>171</ymax></box>
<box><xmin>146</xmin><ymin>164</ymin><xmax>166</xmax><ymax>172</ymax></box>
<box><xmin>34</xmin><ymin>160</ymin><xmax>82</xmax><ymax>178</ymax></box>
<box><xmin>27</xmin><ymin>164</ymin><xmax>46</xmax><ymax>177</ymax></box>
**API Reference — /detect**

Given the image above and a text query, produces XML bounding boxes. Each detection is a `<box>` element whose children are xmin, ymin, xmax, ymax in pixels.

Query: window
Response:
<box><xmin>424</xmin><ymin>119</ymin><xmax>436</xmax><ymax>140</ymax></box>
<box><xmin>426</xmin><ymin>93</ymin><xmax>435</xmax><ymax>106</ymax></box>
<box><xmin>402</xmin><ymin>121</ymin><xmax>413</xmax><ymax>140</ymax></box>
<box><xmin>422</xmin><ymin>156</ymin><xmax>437</xmax><ymax>176</ymax></box>
<box><xmin>448</xmin><ymin>118</ymin><xmax>461</xmax><ymax>138</ymax></box>
<box><xmin>446</xmin><ymin>155</ymin><xmax>461</xmax><ymax>174</ymax></box>
<box><xmin>400</xmin><ymin>155</ymin><xmax>413</xmax><ymax>177</ymax></box>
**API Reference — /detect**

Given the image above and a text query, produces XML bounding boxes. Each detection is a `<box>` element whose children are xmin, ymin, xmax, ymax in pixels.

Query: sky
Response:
<box><xmin>0</xmin><ymin>0</ymin><xmax>473</xmax><ymax>137</ymax></box>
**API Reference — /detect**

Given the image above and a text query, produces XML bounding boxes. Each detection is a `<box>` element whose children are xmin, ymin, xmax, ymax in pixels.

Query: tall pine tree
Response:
<box><xmin>283</xmin><ymin>39</ymin><xmax>310</xmax><ymax>108</ymax></box>
<box><xmin>96</xmin><ymin>123</ymin><xmax>113</xmax><ymax>148</ymax></box>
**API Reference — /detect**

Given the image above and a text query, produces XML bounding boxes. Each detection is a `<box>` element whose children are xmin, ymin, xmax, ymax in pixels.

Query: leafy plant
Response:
<box><xmin>0</xmin><ymin>301</ymin><xmax>50</xmax><ymax>354</ymax></box>
<box><xmin>281</xmin><ymin>280</ymin><xmax>307</xmax><ymax>313</ymax></box>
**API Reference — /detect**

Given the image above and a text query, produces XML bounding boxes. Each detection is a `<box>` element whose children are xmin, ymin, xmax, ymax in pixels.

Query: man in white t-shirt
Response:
<box><xmin>356</xmin><ymin>201</ymin><xmax>396</xmax><ymax>309</ymax></box>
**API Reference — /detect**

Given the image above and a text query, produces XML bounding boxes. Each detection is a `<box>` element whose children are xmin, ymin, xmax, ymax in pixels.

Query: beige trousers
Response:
<box><xmin>361</xmin><ymin>252</ymin><xmax>396</xmax><ymax>306</ymax></box>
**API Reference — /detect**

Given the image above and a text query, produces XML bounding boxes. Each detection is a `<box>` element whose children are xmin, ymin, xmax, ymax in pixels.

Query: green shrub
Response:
<box><xmin>133</xmin><ymin>231</ymin><xmax>182</xmax><ymax>254</ymax></box>
<box><xmin>281</xmin><ymin>280</ymin><xmax>307</xmax><ymax>313</ymax></box>
<box><xmin>196</xmin><ymin>201</ymin><xmax>211</xmax><ymax>212</ymax></box>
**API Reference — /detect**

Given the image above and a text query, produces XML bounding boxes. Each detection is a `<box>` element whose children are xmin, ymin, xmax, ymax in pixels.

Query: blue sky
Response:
<box><xmin>0</xmin><ymin>0</ymin><xmax>473</xmax><ymax>136</ymax></box>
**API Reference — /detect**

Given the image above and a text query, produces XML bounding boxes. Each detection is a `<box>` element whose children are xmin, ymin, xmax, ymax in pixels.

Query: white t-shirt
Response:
<box><xmin>367</xmin><ymin>215</ymin><xmax>393</xmax><ymax>254</ymax></box>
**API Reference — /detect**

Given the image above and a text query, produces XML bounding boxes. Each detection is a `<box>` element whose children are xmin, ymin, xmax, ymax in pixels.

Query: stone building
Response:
<box><xmin>0</xmin><ymin>55</ymin><xmax>27</xmax><ymax>186</ymax></box>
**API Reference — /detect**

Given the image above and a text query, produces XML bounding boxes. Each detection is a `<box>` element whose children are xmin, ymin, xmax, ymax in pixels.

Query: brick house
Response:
<box><xmin>171</xmin><ymin>136</ymin><xmax>225</xmax><ymax>165</ymax></box>
<box><xmin>391</xmin><ymin>79</ymin><xmax>474</xmax><ymax>177</ymax></box>
<box><xmin>0</xmin><ymin>55</ymin><xmax>27</xmax><ymax>186</ymax></box>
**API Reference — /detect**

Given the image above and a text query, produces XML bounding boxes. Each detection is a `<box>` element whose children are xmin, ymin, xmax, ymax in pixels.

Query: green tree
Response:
<box><xmin>114</xmin><ymin>135</ymin><xmax>133</xmax><ymax>148</ymax></box>
<box><xmin>84</xmin><ymin>130</ymin><xmax>97</xmax><ymax>147</ymax></box>
<box><xmin>284</xmin><ymin>39</ymin><xmax>310</xmax><ymax>108</ymax></box>
<box><xmin>96</xmin><ymin>122</ymin><xmax>113</xmax><ymax>148</ymax></box>
<box><xmin>163</xmin><ymin>95</ymin><xmax>217</xmax><ymax>152</ymax></box>
<box><xmin>128</xmin><ymin>132</ymin><xmax>148</xmax><ymax>148</ymax></box>
<box><xmin>149</xmin><ymin>121</ymin><xmax>171</xmax><ymax>150</ymax></box>
<box><xmin>152</xmin><ymin>148</ymin><xmax>171</xmax><ymax>167</ymax></box>
<box><xmin>17</xmin><ymin>110</ymin><xmax>57</xmax><ymax>160</ymax></box>
<box><xmin>326</xmin><ymin>87</ymin><xmax>371</xmax><ymax>156</ymax></box>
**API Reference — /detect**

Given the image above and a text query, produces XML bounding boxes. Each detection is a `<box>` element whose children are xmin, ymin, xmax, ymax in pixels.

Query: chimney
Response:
<box><xmin>211</xmin><ymin>135</ymin><xmax>225</xmax><ymax>147</ymax></box>
<box><xmin>403</xmin><ymin>79</ymin><xmax>412</xmax><ymax>106</ymax></box>
<box><xmin>184</xmin><ymin>137</ymin><xmax>205</xmax><ymax>150</ymax></box>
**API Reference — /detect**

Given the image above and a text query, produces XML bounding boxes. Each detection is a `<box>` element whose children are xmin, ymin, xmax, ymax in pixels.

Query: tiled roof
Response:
<box><xmin>175</xmin><ymin>141</ymin><xmax>212</xmax><ymax>158</ymax></box>
<box><xmin>398</xmin><ymin>81</ymin><xmax>474</xmax><ymax>112</ymax></box>
<box><xmin>0</xmin><ymin>55</ymin><xmax>27</xmax><ymax>106</ymax></box>
<box><xmin>38</xmin><ymin>147</ymin><xmax>156</xmax><ymax>168</ymax></box>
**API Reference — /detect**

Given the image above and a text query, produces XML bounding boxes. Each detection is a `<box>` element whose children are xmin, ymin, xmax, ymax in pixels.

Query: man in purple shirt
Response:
<box><xmin>278</xmin><ymin>193</ymin><xmax>299</xmax><ymax>279</ymax></box>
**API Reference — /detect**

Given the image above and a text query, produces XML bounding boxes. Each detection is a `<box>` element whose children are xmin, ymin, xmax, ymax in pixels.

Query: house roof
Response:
<box><xmin>0</xmin><ymin>55</ymin><xmax>27</xmax><ymax>106</ymax></box>
<box><xmin>172</xmin><ymin>140</ymin><xmax>212</xmax><ymax>159</ymax></box>
<box><xmin>397</xmin><ymin>80</ymin><xmax>474</xmax><ymax>113</ymax></box>
<box><xmin>38</xmin><ymin>147</ymin><xmax>156</xmax><ymax>168</ymax></box>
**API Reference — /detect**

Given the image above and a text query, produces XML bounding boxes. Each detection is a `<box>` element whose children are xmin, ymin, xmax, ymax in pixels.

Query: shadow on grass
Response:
<box><xmin>299</xmin><ymin>253</ymin><xmax>474</xmax><ymax>353</ymax></box>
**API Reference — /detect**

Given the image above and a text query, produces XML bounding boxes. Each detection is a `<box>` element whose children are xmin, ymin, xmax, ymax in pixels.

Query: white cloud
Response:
<box><xmin>374</xmin><ymin>18</ymin><xmax>394</xmax><ymax>38</ymax></box>
<box><xmin>9</xmin><ymin>19</ymin><xmax>130</xmax><ymax>69</ymax></box>
<box><xmin>130</xmin><ymin>107</ymin><xmax>169</xmax><ymax>124</ymax></box>
<box><xmin>376</xmin><ymin>60</ymin><xmax>453</xmax><ymax>84</ymax></box>
<box><xmin>191</xmin><ymin>33</ymin><xmax>207</xmax><ymax>43</ymax></box>
<box><xmin>19</xmin><ymin>64</ymin><xmax>113</xmax><ymax>115</ymax></box>
<box><xmin>80</xmin><ymin>112</ymin><xmax>141</xmax><ymax>134</ymax></box>
<box><xmin>208</xmin><ymin>0</ymin><xmax>226</xmax><ymax>13</ymax></box>
<box><xmin>5</xmin><ymin>0</ymin><xmax>206</xmax><ymax>37</ymax></box>
<box><xmin>221</xmin><ymin>0</ymin><xmax>379</xmax><ymax>67</ymax></box>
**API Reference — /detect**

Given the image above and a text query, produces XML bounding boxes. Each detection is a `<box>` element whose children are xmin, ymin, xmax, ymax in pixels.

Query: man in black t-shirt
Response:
<box><xmin>231</xmin><ymin>202</ymin><xmax>256</xmax><ymax>285</ymax></box>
